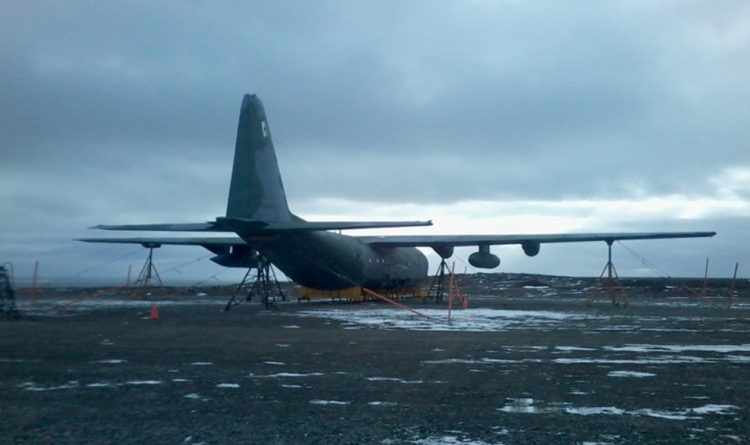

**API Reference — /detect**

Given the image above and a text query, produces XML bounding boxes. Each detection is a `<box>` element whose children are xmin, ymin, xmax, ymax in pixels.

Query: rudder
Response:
<box><xmin>225</xmin><ymin>94</ymin><xmax>292</xmax><ymax>222</ymax></box>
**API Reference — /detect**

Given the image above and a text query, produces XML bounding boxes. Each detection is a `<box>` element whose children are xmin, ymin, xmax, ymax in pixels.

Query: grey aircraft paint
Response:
<box><xmin>80</xmin><ymin>94</ymin><xmax>715</xmax><ymax>291</ymax></box>
<box><xmin>224</xmin><ymin>94</ymin><xmax>428</xmax><ymax>290</ymax></box>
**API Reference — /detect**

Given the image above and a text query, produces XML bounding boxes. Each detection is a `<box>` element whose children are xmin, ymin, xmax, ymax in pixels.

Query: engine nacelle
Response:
<box><xmin>522</xmin><ymin>240</ymin><xmax>540</xmax><ymax>257</ymax></box>
<box><xmin>468</xmin><ymin>245</ymin><xmax>500</xmax><ymax>269</ymax></box>
<box><xmin>210</xmin><ymin>246</ymin><xmax>259</xmax><ymax>268</ymax></box>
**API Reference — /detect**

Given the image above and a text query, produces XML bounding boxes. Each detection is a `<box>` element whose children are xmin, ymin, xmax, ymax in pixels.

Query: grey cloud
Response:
<box><xmin>1</xmin><ymin>1</ymin><xmax>748</xmax><ymax>280</ymax></box>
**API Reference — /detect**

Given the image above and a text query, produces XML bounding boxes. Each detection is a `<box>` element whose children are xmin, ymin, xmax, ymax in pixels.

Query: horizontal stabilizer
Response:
<box><xmin>91</xmin><ymin>222</ymin><xmax>224</xmax><ymax>232</ymax></box>
<box><xmin>90</xmin><ymin>219</ymin><xmax>433</xmax><ymax>234</ymax></box>
<box><xmin>78</xmin><ymin>237</ymin><xmax>246</xmax><ymax>247</ymax></box>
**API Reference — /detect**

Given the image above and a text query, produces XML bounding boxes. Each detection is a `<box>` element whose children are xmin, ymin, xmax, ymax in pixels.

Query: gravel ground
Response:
<box><xmin>2</xmin><ymin>278</ymin><xmax>749</xmax><ymax>444</ymax></box>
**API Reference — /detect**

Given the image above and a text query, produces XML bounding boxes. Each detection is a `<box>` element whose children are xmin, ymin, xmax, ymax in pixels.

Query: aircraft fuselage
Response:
<box><xmin>248</xmin><ymin>231</ymin><xmax>429</xmax><ymax>290</ymax></box>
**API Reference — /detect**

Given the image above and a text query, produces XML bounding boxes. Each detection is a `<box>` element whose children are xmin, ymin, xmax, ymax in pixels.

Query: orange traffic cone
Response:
<box><xmin>150</xmin><ymin>304</ymin><xmax>159</xmax><ymax>320</ymax></box>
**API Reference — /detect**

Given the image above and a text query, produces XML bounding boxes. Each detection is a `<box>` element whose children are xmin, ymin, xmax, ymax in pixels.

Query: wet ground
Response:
<box><xmin>2</xmin><ymin>276</ymin><xmax>749</xmax><ymax>444</ymax></box>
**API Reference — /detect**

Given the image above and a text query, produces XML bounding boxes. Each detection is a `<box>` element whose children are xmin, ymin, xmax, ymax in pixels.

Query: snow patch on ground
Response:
<box><xmin>309</xmin><ymin>399</ymin><xmax>350</xmax><ymax>405</ymax></box>
<box><xmin>630</xmin><ymin>408</ymin><xmax>694</xmax><ymax>420</ymax></box>
<box><xmin>691</xmin><ymin>404</ymin><xmax>739</xmax><ymax>414</ymax></box>
<box><xmin>411</xmin><ymin>435</ymin><xmax>500</xmax><ymax>444</ymax></box>
<box><xmin>554</xmin><ymin>356</ymin><xmax>712</xmax><ymax>365</ymax></box>
<box><xmin>19</xmin><ymin>381</ymin><xmax>79</xmax><ymax>391</ymax></box>
<box><xmin>564</xmin><ymin>407</ymin><xmax>625</xmax><ymax>416</ymax></box>
<box><xmin>297</xmin><ymin>308</ymin><xmax>600</xmax><ymax>332</ymax></box>
<box><xmin>497</xmin><ymin>398</ymin><xmax>545</xmax><ymax>414</ymax></box>
<box><xmin>367</xmin><ymin>377</ymin><xmax>423</xmax><ymax>384</ymax></box>
<box><xmin>497</xmin><ymin>398</ymin><xmax>738</xmax><ymax>420</ymax></box>
<box><xmin>607</xmin><ymin>370</ymin><xmax>656</xmax><ymax>378</ymax></box>
<box><xmin>92</xmin><ymin>359</ymin><xmax>127</xmax><ymax>364</ymax></box>
<box><xmin>422</xmin><ymin>358</ymin><xmax>540</xmax><ymax>365</ymax></box>
<box><xmin>251</xmin><ymin>372</ymin><xmax>324</xmax><ymax>378</ymax></box>
<box><xmin>86</xmin><ymin>382</ymin><xmax>114</xmax><ymax>388</ymax></box>
<box><xmin>368</xmin><ymin>401</ymin><xmax>398</xmax><ymax>406</ymax></box>
<box><xmin>604</xmin><ymin>344</ymin><xmax>750</xmax><ymax>353</ymax></box>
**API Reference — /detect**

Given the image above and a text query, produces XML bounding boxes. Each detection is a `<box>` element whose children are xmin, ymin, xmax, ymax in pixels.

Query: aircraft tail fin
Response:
<box><xmin>225</xmin><ymin>94</ymin><xmax>293</xmax><ymax>222</ymax></box>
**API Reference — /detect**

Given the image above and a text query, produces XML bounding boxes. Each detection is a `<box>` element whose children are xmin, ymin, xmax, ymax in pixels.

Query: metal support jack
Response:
<box><xmin>727</xmin><ymin>262</ymin><xmax>739</xmax><ymax>309</ymax></box>
<box><xmin>427</xmin><ymin>258</ymin><xmax>450</xmax><ymax>303</ymax></box>
<box><xmin>589</xmin><ymin>240</ymin><xmax>628</xmax><ymax>307</ymax></box>
<box><xmin>134</xmin><ymin>245</ymin><xmax>163</xmax><ymax>288</ymax></box>
<box><xmin>447</xmin><ymin>262</ymin><xmax>469</xmax><ymax>322</ymax></box>
<box><xmin>1</xmin><ymin>265</ymin><xmax>20</xmax><ymax>319</ymax></box>
<box><xmin>225</xmin><ymin>256</ymin><xmax>286</xmax><ymax>311</ymax></box>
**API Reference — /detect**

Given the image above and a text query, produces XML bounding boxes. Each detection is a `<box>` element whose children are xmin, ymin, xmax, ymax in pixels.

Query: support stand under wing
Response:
<box><xmin>427</xmin><ymin>258</ymin><xmax>451</xmax><ymax>303</ymax></box>
<box><xmin>134</xmin><ymin>246</ymin><xmax>163</xmax><ymax>288</ymax></box>
<box><xmin>1</xmin><ymin>265</ymin><xmax>20</xmax><ymax>319</ymax></box>
<box><xmin>589</xmin><ymin>240</ymin><xmax>628</xmax><ymax>307</ymax></box>
<box><xmin>224</xmin><ymin>257</ymin><xmax>286</xmax><ymax>311</ymax></box>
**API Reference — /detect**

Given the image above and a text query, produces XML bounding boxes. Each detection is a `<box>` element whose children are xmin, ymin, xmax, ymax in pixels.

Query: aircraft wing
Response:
<box><xmin>357</xmin><ymin>231</ymin><xmax>716</xmax><ymax>248</ymax></box>
<box><xmin>77</xmin><ymin>237</ymin><xmax>247</xmax><ymax>247</ymax></box>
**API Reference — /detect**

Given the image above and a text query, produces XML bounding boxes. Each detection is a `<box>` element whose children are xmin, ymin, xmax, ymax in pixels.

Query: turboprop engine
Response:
<box><xmin>522</xmin><ymin>240</ymin><xmax>540</xmax><ymax>257</ymax></box>
<box><xmin>208</xmin><ymin>245</ymin><xmax>259</xmax><ymax>268</ymax></box>
<box><xmin>468</xmin><ymin>245</ymin><xmax>500</xmax><ymax>269</ymax></box>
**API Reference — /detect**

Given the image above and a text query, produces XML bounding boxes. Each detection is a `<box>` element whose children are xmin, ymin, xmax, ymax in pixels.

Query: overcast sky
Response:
<box><xmin>1</xmin><ymin>1</ymin><xmax>748</xmax><ymax>285</ymax></box>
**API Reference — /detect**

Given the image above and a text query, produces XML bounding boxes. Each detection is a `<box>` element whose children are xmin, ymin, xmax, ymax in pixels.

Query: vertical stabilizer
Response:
<box><xmin>226</xmin><ymin>94</ymin><xmax>292</xmax><ymax>222</ymax></box>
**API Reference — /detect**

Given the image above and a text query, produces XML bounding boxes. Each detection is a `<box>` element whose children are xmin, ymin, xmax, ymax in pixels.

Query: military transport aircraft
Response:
<box><xmin>80</xmin><ymin>94</ymin><xmax>715</xmax><ymax>292</ymax></box>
